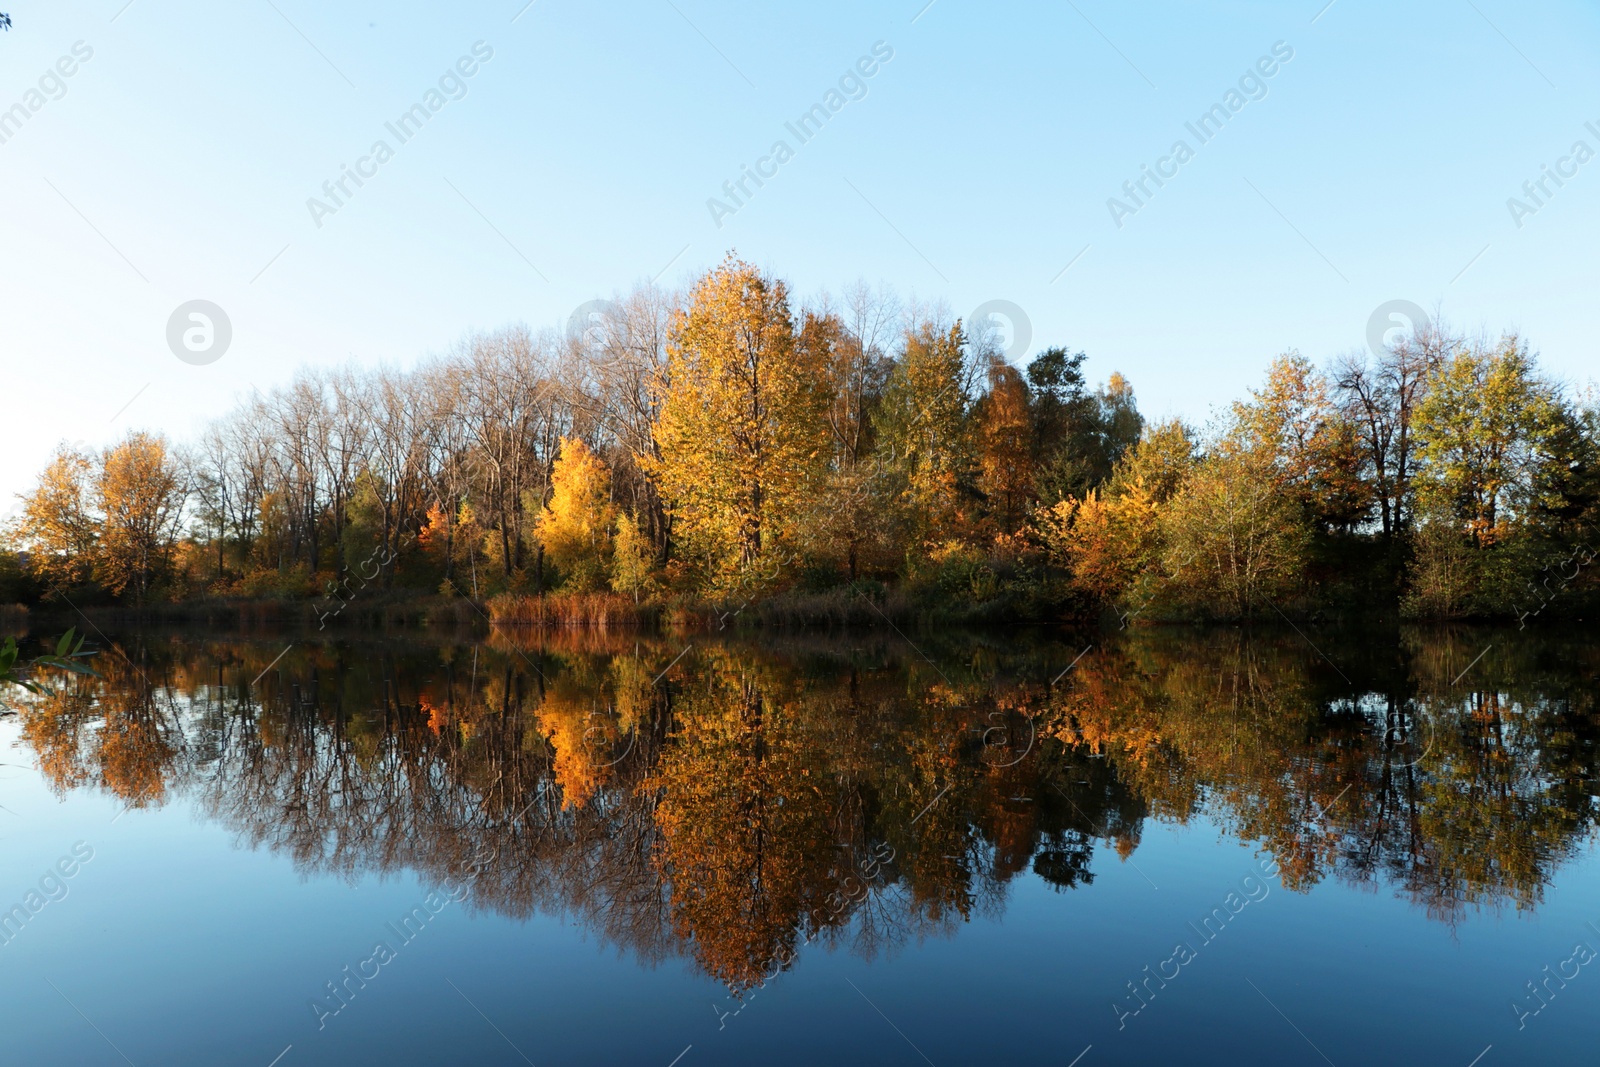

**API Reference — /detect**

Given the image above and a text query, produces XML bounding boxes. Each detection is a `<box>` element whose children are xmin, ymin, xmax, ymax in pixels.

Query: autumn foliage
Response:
<box><xmin>5</xmin><ymin>270</ymin><xmax>1597</xmax><ymax>622</ymax></box>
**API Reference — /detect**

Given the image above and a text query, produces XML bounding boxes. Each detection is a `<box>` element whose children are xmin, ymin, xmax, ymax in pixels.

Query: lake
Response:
<box><xmin>1</xmin><ymin>622</ymin><xmax>1597</xmax><ymax>1065</ymax></box>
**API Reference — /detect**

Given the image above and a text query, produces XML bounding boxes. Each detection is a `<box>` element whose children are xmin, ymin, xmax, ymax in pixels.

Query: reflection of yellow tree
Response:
<box><xmin>888</xmin><ymin>680</ymin><xmax>975</xmax><ymax>926</ymax></box>
<box><xmin>20</xmin><ymin>683</ymin><xmax>97</xmax><ymax>793</ymax></box>
<box><xmin>531</xmin><ymin>645</ymin><xmax>660</xmax><ymax>810</ymax></box>
<box><xmin>1334</xmin><ymin>631</ymin><xmax>1600</xmax><ymax>921</ymax></box>
<box><xmin>644</xmin><ymin>649</ymin><xmax>835</xmax><ymax>991</ymax></box>
<box><xmin>19</xmin><ymin>648</ymin><xmax>182</xmax><ymax>808</ymax></box>
<box><xmin>540</xmin><ymin>684</ymin><xmax>606</xmax><ymax>810</ymax></box>
<box><xmin>98</xmin><ymin>700</ymin><xmax>177</xmax><ymax>806</ymax></box>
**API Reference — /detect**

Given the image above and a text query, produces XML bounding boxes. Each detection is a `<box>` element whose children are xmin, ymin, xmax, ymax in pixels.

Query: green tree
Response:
<box><xmin>1526</xmin><ymin>396</ymin><xmax>1600</xmax><ymax>538</ymax></box>
<box><xmin>610</xmin><ymin>512</ymin><xmax>654</xmax><ymax>603</ymax></box>
<box><xmin>1414</xmin><ymin>337</ymin><xmax>1562</xmax><ymax>546</ymax></box>
<box><xmin>1159</xmin><ymin>447</ymin><xmax>1310</xmax><ymax>617</ymax></box>
<box><xmin>1027</xmin><ymin>346</ymin><xmax>1095</xmax><ymax>501</ymax></box>
<box><xmin>1095</xmin><ymin>372</ymin><xmax>1144</xmax><ymax>474</ymax></box>
<box><xmin>1026</xmin><ymin>349</ymin><xmax>1142</xmax><ymax>502</ymax></box>
<box><xmin>873</xmin><ymin>319</ymin><xmax>977</xmax><ymax>548</ymax></box>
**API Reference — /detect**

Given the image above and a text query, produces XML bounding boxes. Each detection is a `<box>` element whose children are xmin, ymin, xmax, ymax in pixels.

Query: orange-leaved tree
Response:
<box><xmin>18</xmin><ymin>444</ymin><xmax>99</xmax><ymax>594</ymax></box>
<box><xmin>95</xmin><ymin>432</ymin><xmax>186</xmax><ymax>603</ymax></box>
<box><xmin>977</xmin><ymin>358</ymin><xmax>1034</xmax><ymax>536</ymax></box>
<box><xmin>1233</xmin><ymin>352</ymin><xmax>1371</xmax><ymax>532</ymax></box>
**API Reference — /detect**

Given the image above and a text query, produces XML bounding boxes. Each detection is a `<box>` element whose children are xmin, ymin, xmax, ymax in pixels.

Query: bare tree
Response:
<box><xmin>1331</xmin><ymin>313</ymin><xmax>1459</xmax><ymax>535</ymax></box>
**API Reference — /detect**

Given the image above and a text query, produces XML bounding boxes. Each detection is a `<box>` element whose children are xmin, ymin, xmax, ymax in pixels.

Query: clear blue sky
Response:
<box><xmin>2</xmin><ymin>0</ymin><xmax>1597</xmax><ymax>512</ymax></box>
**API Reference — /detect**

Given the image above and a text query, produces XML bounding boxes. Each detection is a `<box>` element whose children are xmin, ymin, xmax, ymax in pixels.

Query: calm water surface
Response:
<box><xmin>2</xmin><ymin>624</ymin><xmax>1598</xmax><ymax>1065</ymax></box>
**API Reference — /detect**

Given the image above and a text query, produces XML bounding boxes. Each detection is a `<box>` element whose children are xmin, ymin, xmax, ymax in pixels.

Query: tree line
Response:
<box><xmin>6</xmin><ymin>255</ymin><xmax>1597</xmax><ymax>621</ymax></box>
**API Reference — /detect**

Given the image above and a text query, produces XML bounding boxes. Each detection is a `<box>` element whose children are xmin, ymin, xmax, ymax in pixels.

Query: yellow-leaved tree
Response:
<box><xmin>1413</xmin><ymin>336</ymin><xmax>1562</xmax><ymax>546</ymax></box>
<box><xmin>19</xmin><ymin>444</ymin><xmax>99</xmax><ymax>594</ymax></box>
<box><xmin>1158</xmin><ymin>447</ymin><xmax>1309</xmax><ymax>617</ymax></box>
<box><xmin>1034</xmin><ymin>483</ymin><xmax>1159</xmax><ymax>606</ymax></box>
<box><xmin>96</xmin><ymin>433</ymin><xmax>185</xmax><ymax>603</ymax></box>
<box><xmin>610</xmin><ymin>512</ymin><xmax>654</xmax><ymax>603</ymax></box>
<box><xmin>1030</xmin><ymin>418</ymin><xmax>1191</xmax><ymax>612</ymax></box>
<box><xmin>535</xmin><ymin>438</ymin><xmax>616</xmax><ymax>593</ymax></box>
<box><xmin>647</xmin><ymin>256</ymin><xmax>826</xmax><ymax>591</ymax></box>
<box><xmin>872</xmin><ymin>318</ymin><xmax>977</xmax><ymax>549</ymax></box>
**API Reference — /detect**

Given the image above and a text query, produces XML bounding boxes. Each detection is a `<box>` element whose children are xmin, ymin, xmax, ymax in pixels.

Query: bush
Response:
<box><xmin>487</xmin><ymin>592</ymin><xmax>649</xmax><ymax>629</ymax></box>
<box><xmin>240</xmin><ymin>564</ymin><xmax>315</xmax><ymax>599</ymax></box>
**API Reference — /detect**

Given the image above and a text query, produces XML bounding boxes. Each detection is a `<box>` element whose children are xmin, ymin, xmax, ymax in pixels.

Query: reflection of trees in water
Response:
<box><xmin>11</xmin><ymin>625</ymin><xmax>1600</xmax><ymax>983</ymax></box>
<box><xmin>22</xmin><ymin>637</ymin><xmax>188</xmax><ymax>807</ymax></box>
<box><xmin>1049</xmin><ymin>627</ymin><xmax>1600</xmax><ymax>926</ymax></box>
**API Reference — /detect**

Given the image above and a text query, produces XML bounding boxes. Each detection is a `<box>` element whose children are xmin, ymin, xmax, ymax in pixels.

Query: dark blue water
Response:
<box><xmin>1</xmin><ymin>627</ymin><xmax>1596</xmax><ymax>1066</ymax></box>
